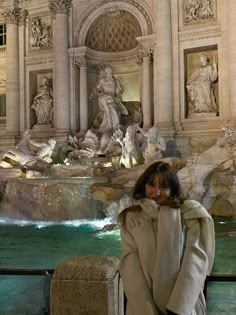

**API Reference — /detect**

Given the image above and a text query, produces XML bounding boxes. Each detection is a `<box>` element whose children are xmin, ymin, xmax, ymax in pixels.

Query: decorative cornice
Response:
<box><xmin>25</xmin><ymin>53</ymin><xmax>54</xmax><ymax>66</ymax></box>
<box><xmin>179</xmin><ymin>27</ymin><xmax>221</xmax><ymax>43</ymax></box>
<box><xmin>48</xmin><ymin>0</ymin><xmax>72</xmax><ymax>17</ymax></box>
<box><xmin>69</xmin><ymin>46</ymin><xmax>139</xmax><ymax>65</ymax></box>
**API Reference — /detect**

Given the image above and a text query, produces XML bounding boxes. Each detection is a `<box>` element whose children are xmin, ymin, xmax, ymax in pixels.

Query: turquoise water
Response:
<box><xmin>0</xmin><ymin>217</ymin><xmax>235</xmax><ymax>314</ymax></box>
<box><xmin>0</xmin><ymin>219</ymin><xmax>121</xmax><ymax>269</ymax></box>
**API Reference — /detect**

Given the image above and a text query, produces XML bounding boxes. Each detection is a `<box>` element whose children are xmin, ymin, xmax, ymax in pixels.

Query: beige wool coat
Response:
<box><xmin>119</xmin><ymin>199</ymin><xmax>215</xmax><ymax>315</ymax></box>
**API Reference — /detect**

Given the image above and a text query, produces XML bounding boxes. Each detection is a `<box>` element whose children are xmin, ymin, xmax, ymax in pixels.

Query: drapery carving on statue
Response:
<box><xmin>90</xmin><ymin>65</ymin><xmax>128</xmax><ymax>132</ymax></box>
<box><xmin>49</xmin><ymin>0</ymin><xmax>72</xmax><ymax>15</ymax></box>
<box><xmin>186</xmin><ymin>54</ymin><xmax>218</xmax><ymax>116</ymax></box>
<box><xmin>184</xmin><ymin>0</ymin><xmax>215</xmax><ymax>23</ymax></box>
<box><xmin>138</xmin><ymin>126</ymin><xmax>166</xmax><ymax>164</ymax></box>
<box><xmin>30</xmin><ymin>17</ymin><xmax>52</xmax><ymax>48</ymax></box>
<box><xmin>0</xmin><ymin>130</ymin><xmax>56</xmax><ymax>167</ymax></box>
<box><xmin>111</xmin><ymin>124</ymin><xmax>143</xmax><ymax>168</ymax></box>
<box><xmin>31</xmin><ymin>76</ymin><xmax>53</xmax><ymax>127</ymax></box>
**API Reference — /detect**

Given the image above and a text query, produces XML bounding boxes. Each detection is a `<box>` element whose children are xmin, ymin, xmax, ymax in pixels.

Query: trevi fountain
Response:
<box><xmin>0</xmin><ymin>0</ymin><xmax>235</xmax><ymax>314</ymax></box>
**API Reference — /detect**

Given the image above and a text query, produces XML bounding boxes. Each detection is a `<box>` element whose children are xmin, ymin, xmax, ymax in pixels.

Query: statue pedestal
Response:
<box><xmin>32</xmin><ymin>124</ymin><xmax>53</xmax><ymax>130</ymax></box>
<box><xmin>187</xmin><ymin>112</ymin><xmax>218</xmax><ymax>119</ymax></box>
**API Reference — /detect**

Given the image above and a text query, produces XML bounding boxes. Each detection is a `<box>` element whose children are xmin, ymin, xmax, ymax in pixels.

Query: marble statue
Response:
<box><xmin>91</xmin><ymin>66</ymin><xmax>128</xmax><ymax>131</ymax></box>
<box><xmin>112</xmin><ymin>124</ymin><xmax>143</xmax><ymax>168</ymax></box>
<box><xmin>0</xmin><ymin>130</ymin><xmax>56</xmax><ymax>166</ymax></box>
<box><xmin>29</xmin><ymin>138</ymin><xmax>56</xmax><ymax>163</ymax></box>
<box><xmin>31</xmin><ymin>76</ymin><xmax>53</xmax><ymax>126</ymax></box>
<box><xmin>186</xmin><ymin>54</ymin><xmax>218</xmax><ymax>115</ymax></box>
<box><xmin>138</xmin><ymin>126</ymin><xmax>166</xmax><ymax>163</ymax></box>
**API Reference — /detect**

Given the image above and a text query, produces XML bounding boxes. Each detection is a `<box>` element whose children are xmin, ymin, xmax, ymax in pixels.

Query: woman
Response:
<box><xmin>119</xmin><ymin>162</ymin><xmax>215</xmax><ymax>315</ymax></box>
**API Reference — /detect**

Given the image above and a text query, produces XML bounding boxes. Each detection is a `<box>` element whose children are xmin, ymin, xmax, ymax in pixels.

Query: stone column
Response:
<box><xmin>51</xmin><ymin>256</ymin><xmax>124</xmax><ymax>315</ymax></box>
<box><xmin>2</xmin><ymin>7</ymin><xmax>20</xmax><ymax>134</ymax></box>
<box><xmin>49</xmin><ymin>0</ymin><xmax>72</xmax><ymax>132</ymax></box>
<box><xmin>153</xmin><ymin>0</ymin><xmax>173</xmax><ymax>128</ymax></box>
<box><xmin>228</xmin><ymin>1</ymin><xmax>236</xmax><ymax>118</ymax></box>
<box><xmin>18</xmin><ymin>9</ymin><xmax>28</xmax><ymax>133</ymax></box>
<box><xmin>140</xmin><ymin>50</ymin><xmax>152</xmax><ymax>128</ymax></box>
<box><xmin>137</xmin><ymin>35</ymin><xmax>155</xmax><ymax>129</ymax></box>
<box><xmin>78</xmin><ymin>55</ymin><xmax>88</xmax><ymax>132</ymax></box>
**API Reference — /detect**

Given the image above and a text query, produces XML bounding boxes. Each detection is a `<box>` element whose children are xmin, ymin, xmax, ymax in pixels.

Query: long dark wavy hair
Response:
<box><xmin>133</xmin><ymin>161</ymin><xmax>182</xmax><ymax>201</ymax></box>
<box><xmin>118</xmin><ymin>162</ymin><xmax>183</xmax><ymax>225</ymax></box>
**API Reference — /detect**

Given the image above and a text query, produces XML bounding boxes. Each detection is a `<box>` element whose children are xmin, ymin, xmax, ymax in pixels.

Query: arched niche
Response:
<box><xmin>75</xmin><ymin>0</ymin><xmax>153</xmax><ymax>47</ymax></box>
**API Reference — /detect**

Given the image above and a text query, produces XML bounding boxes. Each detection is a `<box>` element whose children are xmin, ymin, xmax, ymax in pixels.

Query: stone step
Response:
<box><xmin>0</xmin><ymin>168</ymin><xmax>22</xmax><ymax>181</ymax></box>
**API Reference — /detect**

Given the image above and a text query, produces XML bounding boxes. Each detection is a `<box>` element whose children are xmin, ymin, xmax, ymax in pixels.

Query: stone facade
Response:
<box><xmin>0</xmin><ymin>0</ymin><xmax>233</xmax><ymax>156</ymax></box>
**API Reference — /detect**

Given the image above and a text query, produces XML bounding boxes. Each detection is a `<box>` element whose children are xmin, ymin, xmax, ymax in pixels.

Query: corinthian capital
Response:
<box><xmin>2</xmin><ymin>7</ymin><xmax>20</xmax><ymax>25</ymax></box>
<box><xmin>77</xmin><ymin>55</ymin><xmax>87</xmax><ymax>67</ymax></box>
<box><xmin>49</xmin><ymin>0</ymin><xmax>72</xmax><ymax>16</ymax></box>
<box><xmin>136</xmin><ymin>34</ymin><xmax>156</xmax><ymax>57</ymax></box>
<box><xmin>19</xmin><ymin>9</ymin><xmax>29</xmax><ymax>26</ymax></box>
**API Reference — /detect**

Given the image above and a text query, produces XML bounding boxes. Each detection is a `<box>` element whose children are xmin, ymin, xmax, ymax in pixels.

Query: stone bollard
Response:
<box><xmin>50</xmin><ymin>256</ymin><xmax>124</xmax><ymax>315</ymax></box>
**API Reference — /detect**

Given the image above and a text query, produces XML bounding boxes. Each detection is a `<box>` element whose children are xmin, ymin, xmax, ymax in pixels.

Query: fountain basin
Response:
<box><xmin>1</xmin><ymin>177</ymin><xmax>108</xmax><ymax>221</ymax></box>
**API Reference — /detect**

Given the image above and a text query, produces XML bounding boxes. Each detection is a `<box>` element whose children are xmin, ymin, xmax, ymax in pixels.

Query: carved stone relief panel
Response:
<box><xmin>183</xmin><ymin>0</ymin><xmax>216</xmax><ymax>24</ymax></box>
<box><xmin>29</xmin><ymin>15</ymin><xmax>52</xmax><ymax>50</ymax></box>
<box><xmin>184</xmin><ymin>46</ymin><xmax>218</xmax><ymax>118</ymax></box>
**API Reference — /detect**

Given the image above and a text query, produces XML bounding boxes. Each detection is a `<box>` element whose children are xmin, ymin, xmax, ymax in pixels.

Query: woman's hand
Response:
<box><xmin>160</xmin><ymin>198</ymin><xmax>184</xmax><ymax>209</ymax></box>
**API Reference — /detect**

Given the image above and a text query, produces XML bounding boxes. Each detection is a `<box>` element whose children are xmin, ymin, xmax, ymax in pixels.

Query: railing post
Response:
<box><xmin>50</xmin><ymin>256</ymin><xmax>124</xmax><ymax>315</ymax></box>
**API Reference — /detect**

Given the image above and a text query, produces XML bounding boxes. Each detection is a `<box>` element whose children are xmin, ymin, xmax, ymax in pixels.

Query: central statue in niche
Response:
<box><xmin>67</xmin><ymin>65</ymin><xmax>143</xmax><ymax>161</ymax></box>
<box><xmin>92</xmin><ymin>65</ymin><xmax>128</xmax><ymax>131</ymax></box>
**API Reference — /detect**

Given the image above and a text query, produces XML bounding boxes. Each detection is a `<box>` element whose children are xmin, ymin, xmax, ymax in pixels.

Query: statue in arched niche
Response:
<box><xmin>31</xmin><ymin>76</ymin><xmax>53</xmax><ymax>126</ymax></box>
<box><xmin>186</xmin><ymin>54</ymin><xmax>218</xmax><ymax>115</ymax></box>
<box><xmin>91</xmin><ymin>65</ymin><xmax>128</xmax><ymax>131</ymax></box>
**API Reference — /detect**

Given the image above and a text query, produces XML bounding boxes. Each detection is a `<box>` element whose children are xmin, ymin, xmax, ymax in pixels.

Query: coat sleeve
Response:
<box><xmin>166</xmin><ymin>218</ymin><xmax>209</xmax><ymax>315</ymax></box>
<box><xmin>119</xmin><ymin>225</ymin><xmax>159</xmax><ymax>315</ymax></box>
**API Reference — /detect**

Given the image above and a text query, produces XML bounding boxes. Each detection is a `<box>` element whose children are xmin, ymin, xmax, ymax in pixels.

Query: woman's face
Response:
<box><xmin>145</xmin><ymin>173</ymin><xmax>171</xmax><ymax>205</ymax></box>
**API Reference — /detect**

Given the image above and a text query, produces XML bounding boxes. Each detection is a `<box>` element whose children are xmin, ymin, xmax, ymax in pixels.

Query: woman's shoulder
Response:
<box><xmin>181</xmin><ymin>199</ymin><xmax>212</xmax><ymax>220</ymax></box>
<box><xmin>118</xmin><ymin>205</ymin><xmax>144</xmax><ymax>228</ymax></box>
